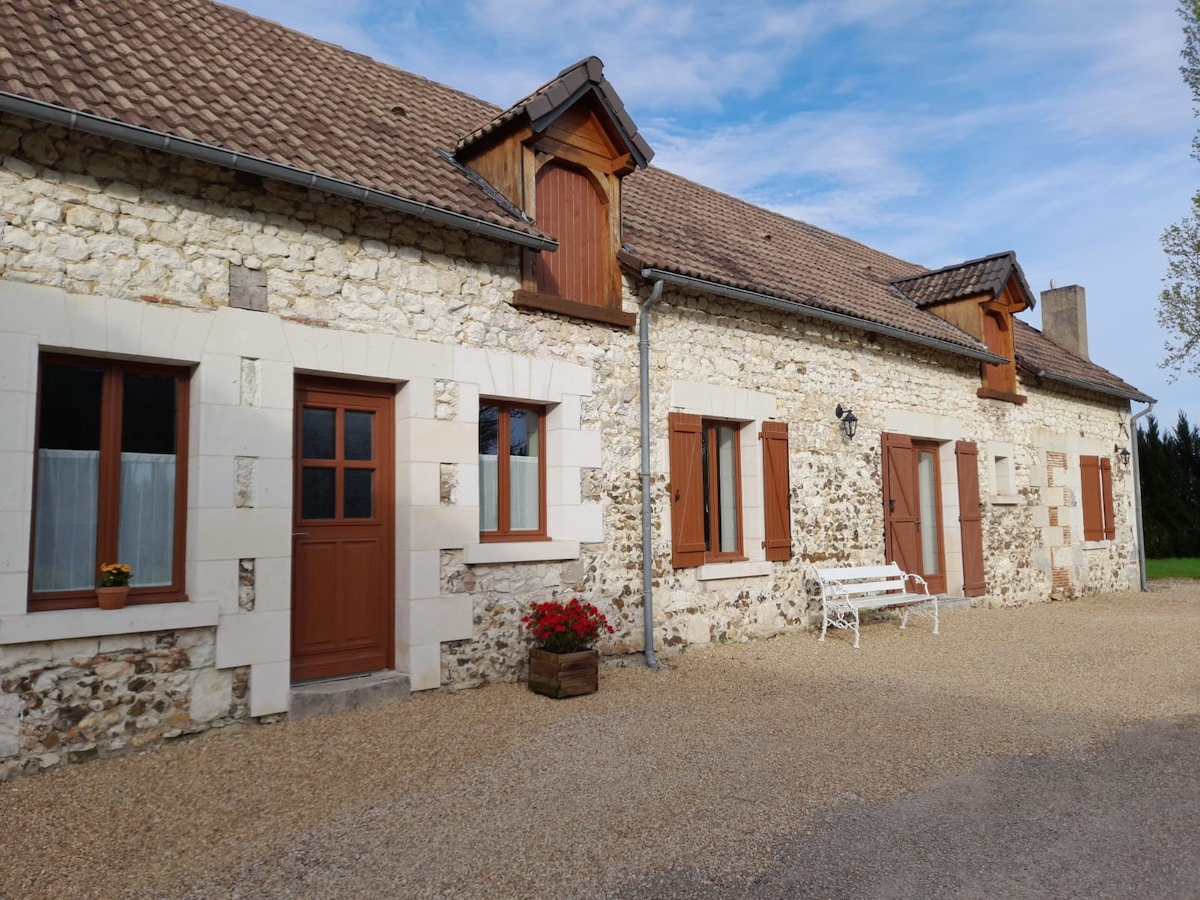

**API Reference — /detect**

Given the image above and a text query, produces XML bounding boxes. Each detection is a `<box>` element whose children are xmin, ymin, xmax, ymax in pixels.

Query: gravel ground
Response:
<box><xmin>2</xmin><ymin>587</ymin><xmax>1199</xmax><ymax>899</ymax></box>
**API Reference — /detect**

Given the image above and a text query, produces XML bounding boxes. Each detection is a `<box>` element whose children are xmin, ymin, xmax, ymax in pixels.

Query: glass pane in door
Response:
<box><xmin>918</xmin><ymin>451</ymin><xmax>941</xmax><ymax>575</ymax></box>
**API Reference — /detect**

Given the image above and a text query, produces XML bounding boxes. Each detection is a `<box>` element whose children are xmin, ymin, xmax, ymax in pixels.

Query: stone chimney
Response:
<box><xmin>1040</xmin><ymin>284</ymin><xmax>1089</xmax><ymax>361</ymax></box>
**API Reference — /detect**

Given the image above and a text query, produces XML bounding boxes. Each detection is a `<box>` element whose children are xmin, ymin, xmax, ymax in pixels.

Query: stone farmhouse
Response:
<box><xmin>0</xmin><ymin>0</ymin><xmax>1151</xmax><ymax>778</ymax></box>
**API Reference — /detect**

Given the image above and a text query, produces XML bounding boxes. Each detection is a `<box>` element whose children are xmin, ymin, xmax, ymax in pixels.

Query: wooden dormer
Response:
<box><xmin>892</xmin><ymin>252</ymin><xmax>1036</xmax><ymax>404</ymax></box>
<box><xmin>456</xmin><ymin>57</ymin><xmax>652</xmax><ymax>327</ymax></box>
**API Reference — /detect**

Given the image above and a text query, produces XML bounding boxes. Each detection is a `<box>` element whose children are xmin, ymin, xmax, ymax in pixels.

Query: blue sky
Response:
<box><xmin>226</xmin><ymin>0</ymin><xmax>1196</xmax><ymax>427</ymax></box>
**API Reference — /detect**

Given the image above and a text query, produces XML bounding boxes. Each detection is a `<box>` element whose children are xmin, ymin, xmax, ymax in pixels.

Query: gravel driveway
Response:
<box><xmin>2</xmin><ymin>587</ymin><xmax>1198</xmax><ymax>899</ymax></box>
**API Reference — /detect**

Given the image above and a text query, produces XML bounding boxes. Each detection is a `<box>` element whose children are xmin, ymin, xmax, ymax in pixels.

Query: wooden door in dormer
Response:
<box><xmin>534</xmin><ymin>160</ymin><xmax>607</xmax><ymax>307</ymax></box>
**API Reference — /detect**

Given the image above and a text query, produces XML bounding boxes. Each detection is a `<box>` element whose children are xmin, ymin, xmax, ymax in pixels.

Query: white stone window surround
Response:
<box><xmin>883</xmin><ymin>410</ymin><xmax>968</xmax><ymax>596</ymax></box>
<box><xmin>1</xmin><ymin>280</ymin><xmax>558</xmax><ymax>706</ymax></box>
<box><xmin>988</xmin><ymin>440</ymin><xmax>1020</xmax><ymax>505</ymax></box>
<box><xmin>453</xmin><ymin>347</ymin><xmax>599</xmax><ymax>566</ymax></box>
<box><xmin>668</xmin><ymin>381</ymin><xmax>777</xmax><ymax>580</ymax></box>
<box><xmin>1033</xmin><ymin>431</ymin><xmax>1116</xmax><ymax>564</ymax></box>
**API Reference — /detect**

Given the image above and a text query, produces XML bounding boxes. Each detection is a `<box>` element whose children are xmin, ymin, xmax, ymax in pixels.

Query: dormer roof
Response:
<box><xmin>455</xmin><ymin>56</ymin><xmax>653</xmax><ymax>168</ymax></box>
<box><xmin>891</xmin><ymin>251</ymin><xmax>1037</xmax><ymax>311</ymax></box>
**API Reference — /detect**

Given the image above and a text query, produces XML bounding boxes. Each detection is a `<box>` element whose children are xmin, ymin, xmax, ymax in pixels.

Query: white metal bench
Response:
<box><xmin>813</xmin><ymin>563</ymin><xmax>939</xmax><ymax>649</ymax></box>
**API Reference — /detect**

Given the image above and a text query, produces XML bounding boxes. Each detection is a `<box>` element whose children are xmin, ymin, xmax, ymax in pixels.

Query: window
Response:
<box><xmin>1080</xmin><ymin>455</ymin><xmax>1115</xmax><ymax>542</ymax></box>
<box><xmin>30</xmin><ymin>356</ymin><xmax>189</xmax><ymax>610</ymax></box>
<box><xmin>669</xmin><ymin>413</ymin><xmax>791</xmax><ymax>568</ymax></box>
<box><xmin>479</xmin><ymin>402</ymin><xmax>546</xmax><ymax>541</ymax></box>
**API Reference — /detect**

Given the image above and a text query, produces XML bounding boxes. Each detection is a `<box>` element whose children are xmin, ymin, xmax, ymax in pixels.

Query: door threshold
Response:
<box><xmin>288</xmin><ymin>670</ymin><xmax>410</xmax><ymax>721</ymax></box>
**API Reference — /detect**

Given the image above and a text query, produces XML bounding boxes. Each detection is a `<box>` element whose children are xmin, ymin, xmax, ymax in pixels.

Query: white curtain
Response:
<box><xmin>717</xmin><ymin>427</ymin><xmax>739</xmax><ymax>552</ymax></box>
<box><xmin>32</xmin><ymin>449</ymin><xmax>99</xmax><ymax>592</ymax></box>
<box><xmin>118</xmin><ymin>452</ymin><xmax>176</xmax><ymax>586</ymax></box>
<box><xmin>32</xmin><ymin>449</ymin><xmax>175</xmax><ymax>592</ymax></box>
<box><xmin>479</xmin><ymin>453</ymin><xmax>499</xmax><ymax>531</ymax></box>
<box><xmin>509</xmin><ymin>456</ymin><xmax>540</xmax><ymax>530</ymax></box>
<box><xmin>478</xmin><ymin>454</ymin><xmax>539</xmax><ymax>531</ymax></box>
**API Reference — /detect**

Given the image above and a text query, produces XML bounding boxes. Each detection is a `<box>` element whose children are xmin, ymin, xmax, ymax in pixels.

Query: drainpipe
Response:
<box><xmin>1129</xmin><ymin>399</ymin><xmax>1155</xmax><ymax>592</ymax></box>
<box><xmin>638</xmin><ymin>279</ymin><xmax>664</xmax><ymax>668</ymax></box>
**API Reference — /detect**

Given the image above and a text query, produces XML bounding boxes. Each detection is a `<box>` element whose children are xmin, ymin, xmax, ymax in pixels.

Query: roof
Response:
<box><xmin>456</xmin><ymin>56</ymin><xmax>653</xmax><ymax>167</ymax></box>
<box><xmin>1014</xmin><ymin>320</ymin><xmax>1152</xmax><ymax>403</ymax></box>
<box><xmin>891</xmin><ymin>251</ymin><xmax>1038</xmax><ymax>311</ymax></box>
<box><xmin>0</xmin><ymin>0</ymin><xmax>1147</xmax><ymax>404</ymax></box>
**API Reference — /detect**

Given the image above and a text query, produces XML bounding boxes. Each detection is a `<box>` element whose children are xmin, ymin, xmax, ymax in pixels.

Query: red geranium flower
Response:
<box><xmin>523</xmin><ymin>598</ymin><xmax>614</xmax><ymax>654</ymax></box>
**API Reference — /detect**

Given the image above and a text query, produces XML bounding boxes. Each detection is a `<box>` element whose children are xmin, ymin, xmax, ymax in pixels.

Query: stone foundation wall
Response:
<box><xmin>0</xmin><ymin>629</ymin><xmax>247</xmax><ymax>781</ymax></box>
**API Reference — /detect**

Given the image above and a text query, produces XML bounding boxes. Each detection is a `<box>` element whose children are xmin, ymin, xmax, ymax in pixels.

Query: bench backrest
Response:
<box><xmin>815</xmin><ymin>563</ymin><xmax>911</xmax><ymax>598</ymax></box>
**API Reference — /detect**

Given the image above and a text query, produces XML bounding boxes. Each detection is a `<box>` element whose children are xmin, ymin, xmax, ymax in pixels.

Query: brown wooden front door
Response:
<box><xmin>882</xmin><ymin>433</ymin><xmax>947</xmax><ymax>594</ymax></box>
<box><xmin>291</xmin><ymin>378</ymin><xmax>394</xmax><ymax>683</ymax></box>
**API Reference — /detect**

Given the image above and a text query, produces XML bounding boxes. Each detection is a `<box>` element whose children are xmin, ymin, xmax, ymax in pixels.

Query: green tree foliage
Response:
<box><xmin>1159</xmin><ymin>1</ymin><xmax>1200</xmax><ymax>375</ymax></box>
<box><xmin>1138</xmin><ymin>411</ymin><xmax>1200</xmax><ymax>556</ymax></box>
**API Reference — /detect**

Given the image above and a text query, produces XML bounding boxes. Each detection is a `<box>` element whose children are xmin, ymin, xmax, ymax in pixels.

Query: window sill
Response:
<box><xmin>0</xmin><ymin>601</ymin><xmax>220</xmax><ymax>644</ymax></box>
<box><xmin>991</xmin><ymin>494</ymin><xmax>1021</xmax><ymax>506</ymax></box>
<box><xmin>1082</xmin><ymin>540</ymin><xmax>1111</xmax><ymax>551</ymax></box>
<box><xmin>463</xmin><ymin>540</ymin><xmax>581</xmax><ymax>565</ymax></box>
<box><xmin>696</xmin><ymin>560</ymin><xmax>773</xmax><ymax>581</ymax></box>
<box><xmin>977</xmin><ymin>387</ymin><xmax>1027</xmax><ymax>405</ymax></box>
<box><xmin>512</xmin><ymin>290</ymin><xmax>636</xmax><ymax>327</ymax></box>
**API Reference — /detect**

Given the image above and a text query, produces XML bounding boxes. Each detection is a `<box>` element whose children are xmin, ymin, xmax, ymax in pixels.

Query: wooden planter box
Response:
<box><xmin>528</xmin><ymin>648</ymin><xmax>598</xmax><ymax>699</ymax></box>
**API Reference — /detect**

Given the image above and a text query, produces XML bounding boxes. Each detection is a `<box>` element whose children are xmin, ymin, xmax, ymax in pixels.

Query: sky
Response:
<box><xmin>224</xmin><ymin>0</ymin><xmax>1198</xmax><ymax>428</ymax></box>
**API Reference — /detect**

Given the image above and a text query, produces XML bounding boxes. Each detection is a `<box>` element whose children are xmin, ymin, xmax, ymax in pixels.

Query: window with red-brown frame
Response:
<box><xmin>28</xmin><ymin>355</ymin><xmax>189</xmax><ymax>611</ymax></box>
<box><xmin>478</xmin><ymin>401</ymin><xmax>547</xmax><ymax>541</ymax></box>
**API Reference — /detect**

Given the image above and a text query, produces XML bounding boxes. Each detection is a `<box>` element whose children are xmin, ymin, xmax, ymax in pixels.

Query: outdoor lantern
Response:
<box><xmin>835</xmin><ymin>404</ymin><xmax>858</xmax><ymax>439</ymax></box>
<box><xmin>1115</xmin><ymin>444</ymin><xmax>1131</xmax><ymax>466</ymax></box>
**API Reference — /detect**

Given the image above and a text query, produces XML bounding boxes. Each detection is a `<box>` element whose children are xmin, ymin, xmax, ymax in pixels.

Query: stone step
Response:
<box><xmin>288</xmin><ymin>670</ymin><xmax>410</xmax><ymax>722</ymax></box>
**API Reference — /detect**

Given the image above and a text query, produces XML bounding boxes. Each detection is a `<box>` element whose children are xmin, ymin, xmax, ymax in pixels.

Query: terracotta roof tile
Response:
<box><xmin>1014</xmin><ymin>320</ymin><xmax>1152</xmax><ymax>402</ymax></box>
<box><xmin>891</xmin><ymin>251</ymin><xmax>1036</xmax><ymax>309</ymax></box>
<box><xmin>0</xmin><ymin>0</ymin><xmax>1146</xmax><ymax>402</ymax></box>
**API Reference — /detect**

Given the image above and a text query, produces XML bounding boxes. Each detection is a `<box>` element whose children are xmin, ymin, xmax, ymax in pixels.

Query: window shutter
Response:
<box><xmin>882</xmin><ymin>433</ymin><xmax>920</xmax><ymax>574</ymax></box>
<box><xmin>1080</xmin><ymin>455</ymin><xmax>1103</xmax><ymax>541</ymax></box>
<box><xmin>668</xmin><ymin>412</ymin><xmax>706</xmax><ymax>568</ymax></box>
<box><xmin>955</xmin><ymin>441</ymin><xmax>987</xmax><ymax>597</ymax></box>
<box><xmin>1100</xmin><ymin>457</ymin><xmax>1115</xmax><ymax>540</ymax></box>
<box><xmin>760</xmin><ymin>421</ymin><xmax>791</xmax><ymax>561</ymax></box>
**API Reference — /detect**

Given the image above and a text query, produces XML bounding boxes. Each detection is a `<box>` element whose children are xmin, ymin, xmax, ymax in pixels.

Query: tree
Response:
<box><xmin>1159</xmin><ymin>1</ymin><xmax>1200</xmax><ymax>376</ymax></box>
<box><xmin>1138</xmin><ymin>411</ymin><xmax>1200</xmax><ymax>557</ymax></box>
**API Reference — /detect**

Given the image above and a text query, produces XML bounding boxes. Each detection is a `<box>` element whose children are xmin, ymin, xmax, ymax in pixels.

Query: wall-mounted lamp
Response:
<box><xmin>1114</xmin><ymin>444</ymin><xmax>1131</xmax><ymax>466</ymax></box>
<box><xmin>835</xmin><ymin>404</ymin><xmax>858</xmax><ymax>439</ymax></box>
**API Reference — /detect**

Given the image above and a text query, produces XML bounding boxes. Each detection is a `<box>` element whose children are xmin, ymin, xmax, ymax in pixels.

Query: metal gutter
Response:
<box><xmin>0</xmin><ymin>92</ymin><xmax>559</xmax><ymax>252</ymax></box>
<box><xmin>640</xmin><ymin>267</ymin><xmax>1008</xmax><ymax>365</ymax></box>
<box><xmin>638</xmin><ymin>279</ymin><xmax>664</xmax><ymax>669</ymax></box>
<box><xmin>1130</xmin><ymin>400</ymin><xmax>1156</xmax><ymax>592</ymax></box>
<box><xmin>1031</xmin><ymin>369</ymin><xmax>1155</xmax><ymax>404</ymax></box>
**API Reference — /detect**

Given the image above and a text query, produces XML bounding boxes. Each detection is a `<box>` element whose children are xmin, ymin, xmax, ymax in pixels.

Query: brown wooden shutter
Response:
<box><xmin>760</xmin><ymin>421</ymin><xmax>791</xmax><ymax>561</ymax></box>
<box><xmin>535</xmin><ymin>161</ymin><xmax>606</xmax><ymax>307</ymax></box>
<box><xmin>881</xmin><ymin>433</ymin><xmax>920</xmax><ymax>574</ymax></box>
<box><xmin>668</xmin><ymin>412</ymin><xmax>706</xmax><ymax>568</ymax></box>
<box><xmin>955</xmin><ymin>441</ymin><xmax>987</xmax><ymax>597</ymax></box>
<box><xmin>1080</xmin><ymin>455</ymin><xmax>1103</xmax><ymax>541</ymax></box>
<box><xmin>1100</xmin><ymin>457</ymin><xmax>1115</xmax><ymax>540</ymax></box>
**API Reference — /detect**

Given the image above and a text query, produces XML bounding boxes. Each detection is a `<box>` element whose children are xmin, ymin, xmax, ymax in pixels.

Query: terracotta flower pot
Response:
<box><xmin>528</xmin><ymin>647</ymin><xmax>598</xmax><ymax>698</ymax></box>
<box><xmin>96</xmin><ymin>586</ymin><xmax>129</xmax><ymax>610</ymax></box>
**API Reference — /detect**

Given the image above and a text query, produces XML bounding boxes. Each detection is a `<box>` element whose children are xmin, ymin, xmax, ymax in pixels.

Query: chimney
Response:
<box><xmin>1040</xmin><ymin>284</ymin><xmax>1089</xmax><ymax>361</ymax></box>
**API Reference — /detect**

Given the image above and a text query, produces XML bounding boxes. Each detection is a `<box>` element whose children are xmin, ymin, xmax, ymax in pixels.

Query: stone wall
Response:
<box><xmin>0</xmin><ymin>629</ymin><xmax>248</xmax><ymax>781</ymax></box>
<box><xmin>0</xmin><ymin>113</ymin><xmax>1141</xmax><ymax>711</ymax></box>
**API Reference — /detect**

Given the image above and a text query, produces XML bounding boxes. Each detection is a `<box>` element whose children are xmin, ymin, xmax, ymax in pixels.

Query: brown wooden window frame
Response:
<box><xmin>1080</xmin><ymin>454</ymin><xmax>1116</xmax><ymax>542</ymax></box>
<box><xmin>478</xmin><ymin>400</ymin><xmax>549</xmax><ymax>543</ymax></box>
<box><xmin>668</xmin><ymin>412</ymin><xmax>752</xmax><ymax>568</ymax></box>
<box><xmin>28</xmin><ymin>354</ymin><xmax>190</xmax><ymax>612</ymax></box>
